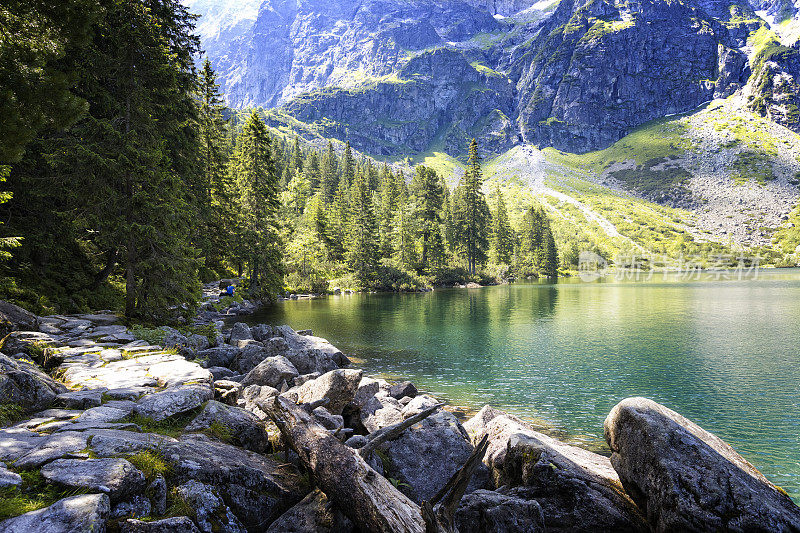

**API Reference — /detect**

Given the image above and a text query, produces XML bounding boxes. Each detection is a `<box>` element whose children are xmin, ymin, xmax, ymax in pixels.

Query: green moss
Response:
<box><xmin>0</xmin><ymin>404</ymin><xmax>23</xmax><ymax>427</ymax></box>
<box><xmin>124</xmin><ymin>406</ymin><xmax>205</xmax><ymax>438</ymax></box>
<box><xmin>129</xmin><ymin>325</ymin><xmax>166</xmax><ymax>345</ymax></box>
<box><xmin>204</xmin><ymin>421</ymin><xmax>232</xmax><ymax>443</ymax></box>
<box><xmin>127</xmin><ymin>449</ymin><xmax>173</xmax><ymax>481</ymax></box>
<box><xmin>0</xmin><ymin>470</ymin><xmax>89</xmax><ymax>521</ymax></box>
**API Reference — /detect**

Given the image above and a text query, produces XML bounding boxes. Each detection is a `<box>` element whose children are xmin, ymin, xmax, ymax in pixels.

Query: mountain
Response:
<box><xmin>187</xmin><ymin>0</ymin><xmax>800</xmax><ymax>254</ymax></box>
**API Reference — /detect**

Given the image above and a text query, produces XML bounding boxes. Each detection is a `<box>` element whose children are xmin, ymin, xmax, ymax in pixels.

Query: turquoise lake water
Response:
<box><xmin>245</xmin><ymin>269</ymin><xmax>800</xmax><ymax>502</ymax></box>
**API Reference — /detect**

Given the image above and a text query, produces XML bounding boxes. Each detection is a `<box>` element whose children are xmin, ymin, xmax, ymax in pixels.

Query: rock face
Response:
<box><xmin>467</xmin><ymin>406</ymin><xmax>648</xmax><ymax>532</ymax></box>
<box><xmin>746</xmin><ymin>42</ymin><xmax>800</xmax><ymax>135</ymax></box>
<box><xmin>189</xmin><ymin>0</ymin><xmax>777</xmax><ymax>156</ymax></box>
<box><xmin>0</xmin><ymin>494</ymin><xmax>110</xmax><ymax>533</ymax></box>
<box><xmin>605</xmin><ymin>397</ymin><xmax>800</xmax><ymax>532</ymax></box>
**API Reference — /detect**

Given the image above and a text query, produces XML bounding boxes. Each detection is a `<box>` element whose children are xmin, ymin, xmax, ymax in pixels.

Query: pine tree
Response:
<box><xmin>291</xmin><ymin>135</ymin><xmax>303</xmax><ymax>174</ymax></box>
<box><xmin>196</xmin><ymin>58</ymin><xmax>232</xmax><ymax>272</ymax></box>
<box><xmin>393</xmin><ymin>203</ymin><xmax>418</xmax><ymax>271</ymax></box>
<box><xmin>453</xmin><ymin>139</ymin><xmax>490</xmax><ymax>274</ymax></box>
<box><xmin>230</xmin><ymin>110</ymin><xmax>283</xmax><ymax>301</ymax></box>
<box><xmin>410</xmin><ymin>165</ymin><xmax>444</xmax><ymax>273</ymax></box>
<box><xmin>305</xmin><ymin>151</ymin><xmax>321</xmax><ymax>191</ymax></box>
<box><xmin>490</xmin><ymin>185</ymin><xmax>515</xmax><ymax>265</ymax></box>
<box><xmin>342</xmin><ymin>141</ymin><xmax>355</xmax><ymax>190</ymax></box>
<box><xmin>378</xmin><ymin>164</ymin><xmax>400</xmax><ymax>258</ymax></box>
<box><xmin>542</xmin><ymin>220</ymin><xmax>559</xmax><ymax>277</ymax></box>
<box><xmin>321</xmin><ymin>141</ymin><xmax>339</xmax><ymax>204</ymax></box>
<box><xmin>346</xmin><ymin>170</ymin><xmax>379</xmax><ymax>286</ymax></box>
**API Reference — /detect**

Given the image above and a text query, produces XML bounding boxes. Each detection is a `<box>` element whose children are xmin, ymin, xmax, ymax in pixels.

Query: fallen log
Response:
<box><xmin>263</xmin><ymin>395</ymin><xmax>426</xmax><ymax>533</ymax></box>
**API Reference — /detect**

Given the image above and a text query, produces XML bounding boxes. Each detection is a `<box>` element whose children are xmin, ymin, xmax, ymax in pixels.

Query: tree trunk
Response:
<box><xmin>264</xmin><ymin>396</ymin><xmax>426</xmax><ymax>533</ymax></box>
<box><xmin>90</xmin><ymin>249</ymin><xmax>118</xmax><ymax>290</ymax></box>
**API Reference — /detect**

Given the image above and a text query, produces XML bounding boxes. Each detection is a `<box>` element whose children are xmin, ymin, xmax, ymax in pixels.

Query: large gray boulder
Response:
<box><xmin>229</xmin><ymin>322</ymin><xmax>253</xmax><ymax>347</ymax></box>
<box><xmin>56</xmin><ymin>388</ymin><xmax>106</xmax><ymax>409</ymax></box>
<box><xmin>605</xmin><ymin>397</ymin><xmax>800</xmax><ymax>532</ymax></box>
<box><xmin>278</xmin><ymin>327</ymin><xmax>350</xmax><ymax>375</ymax></box>
<box><xmin>0</xmin><ymin>494</ymin><xmax>110</xmax><ymax>533</ymax></box>
<box><xmin>185</xmin><ymin>400</ymin><xmax>269</xmax><ymax>453</ymax></box>
<box><xmin>378</xmin><ymin>409</ymin><xmax>487</xmax><ymax>504</ymax></box>
<box><xmin>195</xmin><ymin>346</ymin><xmax>240</xmax><ymax>368</ymax></box>
<box><xmin>0</xmin><ymin>353</ymin><xmax>66</xmax><ymax>412</ymax></box>
<box><xmin>41</xmin><ymin>458</ymin><xmax>146</xmax><ymax>502</ymax></box>
<box><xmin>359</xmin><ymin>393</ymin><xmax>404</xmax><ymax>433</ymax></box>
<box><xmin>174</xmin><ymin>480</ymin><xmax>247</xmax><ymax>533</ymax></box>
<box><xmin>455</xmin><ymin>489</ymin><xmax>545</xmax><ymax>533</ymax></box>
<box><xmin>133</xmin><ymin>383</ymin><xmax>213</xmax><ymax>421</ymax></box>
<box><xmin>1</xmin><ymin>331</ymin><xmax>56</xmax><ymax>359</ymax></box>
<box><xmin>232</xmin><ymin>338</ymin><xmax>289</xmax><ymax>374</ymax></box>
<box><xmin>240</xmin><ymin>355</ymin><xmax>299</xmax><ymax>389</ymax></box>
<box><xmin>238</xmin><ymin>384</ymin><xmax>279</xmax><ymax>420</ymax></box>
<box><xmin>467</xmin><ymin>406</ymin><xmax>648</xmax><ymax>533</ymax></box>
<box><xmin>295</xmin><ymin>369</ymin><xmax>362</xmax><ymax>415</ymax></box>
<box><xmin>0</xmin><ymin>300</ymin><xmax>38</xmax><ymax>338</ymax></box>
<box><xmin>164</xmin><ymin>433</ymin><xmax>307</xmax><ymax>530</ymax></box>
<box><xmin>266</xmin><ymin>489</ymin><xmax>354</xmax><ymax>533</ymax></box>
<box><xmin>0</xmin><ymin>427</ymin><xmax>47</xmax><ymax>462</ymax></box>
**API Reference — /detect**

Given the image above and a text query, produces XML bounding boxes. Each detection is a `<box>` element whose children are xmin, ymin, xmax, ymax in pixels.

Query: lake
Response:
<box><xmin>244</xmin><ymin>268</ymin><xmax>800</xmax><ymax>502</ymax></box>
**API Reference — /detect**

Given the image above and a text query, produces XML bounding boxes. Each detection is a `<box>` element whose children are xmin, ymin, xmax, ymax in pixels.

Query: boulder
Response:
<box><xmin>0</xmin><ymin>494</ymin><xmax>110</xmax><ymax>533</ymax></box>
<box><xmin>468</xmin><ymin>408</ymin><xmax>648</xmax><ymax>533</ymax></box>
<box><xmin>0</xmin><ymin>353</ymin><xmax>66</xmax><ymax>412</ymax></box>
<box><xmin>378</xmin><ymin>409</ymin><xmax>487</xmax><ymax>504</ymax></box>
<box><xmin>232</xmin><ymin>337</ymin><xmax>289</xmax><ymax>374</ymax></box>
<box><xmin>185</xmin><ymin>400</ymin><xmax>269</xmax><ymax>453</ymax></box>
<box><xmin>251</xmin><ymin>324</ymin><xmax>275</xmax><ymax>342</ymax></box>
<box><xmin>56</xmin><ymin>388</ymin><xmax>107</xmax><ymax>409</ymax></box>
<box><xmin>295</xmin><ymin>369</ymin><xmax>362</xmax><ymax>415</ymax></box>
<box><xmin>164</xmin><ymin>433</ymin><xmax>307</xmax><ymax>530</ymax></box>
<box><xmin>360</xmin><ymin>393</ymin><xmax>404</xmax><ymax>433</ymax></box>
<box><xmin>213</xmin><ymin>379</ymin><xmax>242</xmax><ymax>405</ymax></box>
<box><xmin>122</xmin><ymin>517</ymin><xmax>200</xmax><ymax>533</ymax></box>
<box><xmin>196</xmin><ymin>346</ymin><xmax>240</xmax><ymax>369</ymax></box>
<box><xmin>605</xmin><ymin>397</ymin><xmax>800</xmax><ymax>532</ymax></box>
<box><xmin>110</xmin><ymin>495</ymin><xmax>151</xmax><ymax>520</ymax></box>
<box><xmin>293</xmin><ymin>372</ymin><xmax>320</xmax><ymax>387</ymax></box>
<box><xmin>2</xmin><ymin>331</ymin><xmax>56</xmax><ymax>358</ymax></box>
<box><xmin>41</xmin><ymin>458</ymin><xmax>146</xmax><ymax>502</ymax></box>
<box><xmin>400</xmin><ymin>394</ymin><xmax>439</xmax><ymax>417</ymax></box>
<box><xmin>278</xmin><ymin>326</ymin><xmax>349</xmax><ymax>373</ymax></box>
<box><xmin>266</xmin><ymin>489</ymin><xmax>355</xmax><ymax>533</ymax></box>
<box><xmin>133</xmin><ymin>383</ymin><xmax>213</xmax><ymax>421</ymax></box>
<box><xmin>312</xmin><ymin>406</ymin><xmax>344</xmax><ymax>431</ymax></box>
<box><xmin>455</xmin><ymin>489</ymin><xmax>545</xmax><ymax>533</ymax></box>
<box><xmin>208</xmin><ymin>366</ymin><xmax>236</xmax><ymax>380</ymax></box>
<box><xmin>241</xmin><ymin>355</ymin><xmax>299</xmax><ymax>389</ymax></box>
<box><xmin>89</xmin><ymin>429</ymin><xmax>176</xmax><ymax>457</ymax></box>
<box><xmin>174</xmin><ymin>480</ymin><xmax>247</xmax><ymax>533</ymax></box>
<box><xmin>238</xmin><ymin>384</ymin><xmax>279</xmax><ymax>420</ymax></box>
<box><xmin>389</xmin><ymin>381</ymin><xmax>418</xmax><ymax>400</ymax></box>
<box><xmin>229</xmin><ymin>322</ymin><xmax>253</xmax><ymax>347</ymax></box>
<box><xmin>0</xmin><ymin>300</ymin><xmax>38</xmax><ymax>337</ymax></box>
<box><xmin>147</xmin><ymin>475</ymin><xmax>167</xmax><ymax>516</ymax></box>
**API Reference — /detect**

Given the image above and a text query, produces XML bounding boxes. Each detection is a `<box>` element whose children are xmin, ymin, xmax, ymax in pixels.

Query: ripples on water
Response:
<box><xmin>245</xmin><ymin>269</ymin><xmax>800</xmax><ymax>502</ymax></box>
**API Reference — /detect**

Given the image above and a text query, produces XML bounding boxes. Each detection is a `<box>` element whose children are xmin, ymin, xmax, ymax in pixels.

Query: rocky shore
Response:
<box><xmin>0</xmin><ymin>299</ymin><xmax>799</xmax><ymax>532</ymax></box>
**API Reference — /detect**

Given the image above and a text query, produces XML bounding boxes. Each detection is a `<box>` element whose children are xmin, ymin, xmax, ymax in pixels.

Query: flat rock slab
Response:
<box><xmin>605</xmin><ymin>397</ymin><xmax>800</xmax><ymax>532</ymax></box>
<box><xmin>122</xmin><ymin>516</ymin><xmax>200</xmax><ymax>532</ymax></box>
<box><xmin>89</xmin><ymin>429</ymin><xmax>177</xmax><ymax>457</ymax></box>
<box><xmin>0</xmin><ymin>493</ymin><xmax>110</xmax><ymax>533</ymax></box>
<box><xmin>0</xmin><ymin>428</ymin><xmax>47</xmax><ymax>461</ymax></box>
<box><xmin>57</xmin><ymin>388</ymin><xmax>107</xmax><ymax>409</ymax></box>
<box><xmin>134</xmin><ymin>383</ymin><xmax>213</xmax><ymax>421</ymax></box>
<box><xmin>74</xmin><ymin>402</ymin><xmax>136</xmax><ymax>424</ymax></box>
<box><xmin>41</xmin><ymin>458</ymin><xmax>145</xmax><ymax>502</ymax></box>
<box><xmin>13</xmin><ymin>431</ymin><xmax>90</xmax><ymax>469</ymax></box>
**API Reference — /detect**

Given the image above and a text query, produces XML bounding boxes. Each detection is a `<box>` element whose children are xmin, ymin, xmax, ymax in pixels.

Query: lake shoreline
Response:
<box><xmin>1</xmin><ymin>298</ymin><xmax>799</xmax><ymax>530</ymax></box>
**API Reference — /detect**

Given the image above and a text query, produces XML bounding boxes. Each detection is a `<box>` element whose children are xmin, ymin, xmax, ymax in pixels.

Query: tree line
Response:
<box><xmin>0</xmin><ymin>0</ymin><xmax>558</xmax><ymax>321</ymax></box>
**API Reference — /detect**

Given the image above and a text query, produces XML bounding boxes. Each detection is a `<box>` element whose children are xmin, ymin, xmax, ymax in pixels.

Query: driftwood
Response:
<box><xmin>262</xmin><ymin>395</ymin><xmax>487</xmax><ymax>533</ymax></box>
<box><xmin>263</xmin><ymin>395</ymin><xmax>426</xmax><ymax>533</ymax></box>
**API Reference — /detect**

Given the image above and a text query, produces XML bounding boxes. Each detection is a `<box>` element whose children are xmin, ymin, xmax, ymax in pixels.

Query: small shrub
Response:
<box><xmin>205</xmin><ymin>421</ymin><xmax>232</xmax><ymax>443</ymax></box>
<box><xmin>0</xmin><ymin>470</ymin><xmax>88</xmax><ymax>521</ymax></box>
<box><xmin>129</xmin><ymin>325</ymin><xmax>166</xmax><ymax>345</ymax></box>
<box><xmin>0</xmin><ymin>404</ymin><xmax>23</xmax><ymax>427</ymax></box>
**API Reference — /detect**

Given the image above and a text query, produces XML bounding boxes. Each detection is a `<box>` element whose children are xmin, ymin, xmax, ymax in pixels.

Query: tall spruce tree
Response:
<box><xmin>321</xmin><ymin>140</ymin><xmax>338</xmax><ymax>204</ymax></box>
<box><xmin>342</xmin><ymin>141</ymin><xmax>355</xmax><ymax>190</ymax></box>
<box><xmin>453</xmin><ymin>139</ymin><xmax>490</xmax><ymax>274</ymax></box>
<box><xmin>230</xmin><ymin>111</ymin><xmax>283</xmax><ymax>301</ymax></box>
<box><xmin>346</xmin><ymin>170</ymin><xmax>379</xmax><ymax>286</ymax></box>
<box><xmin>410</xmin><ymin>165</ymin><xmax>444</xmax><ymax>272</ymax></box>
<box><xmin>490</xmin><ymin>185</ymin><xmax>515</xmax><ymax>265</ymax></box>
